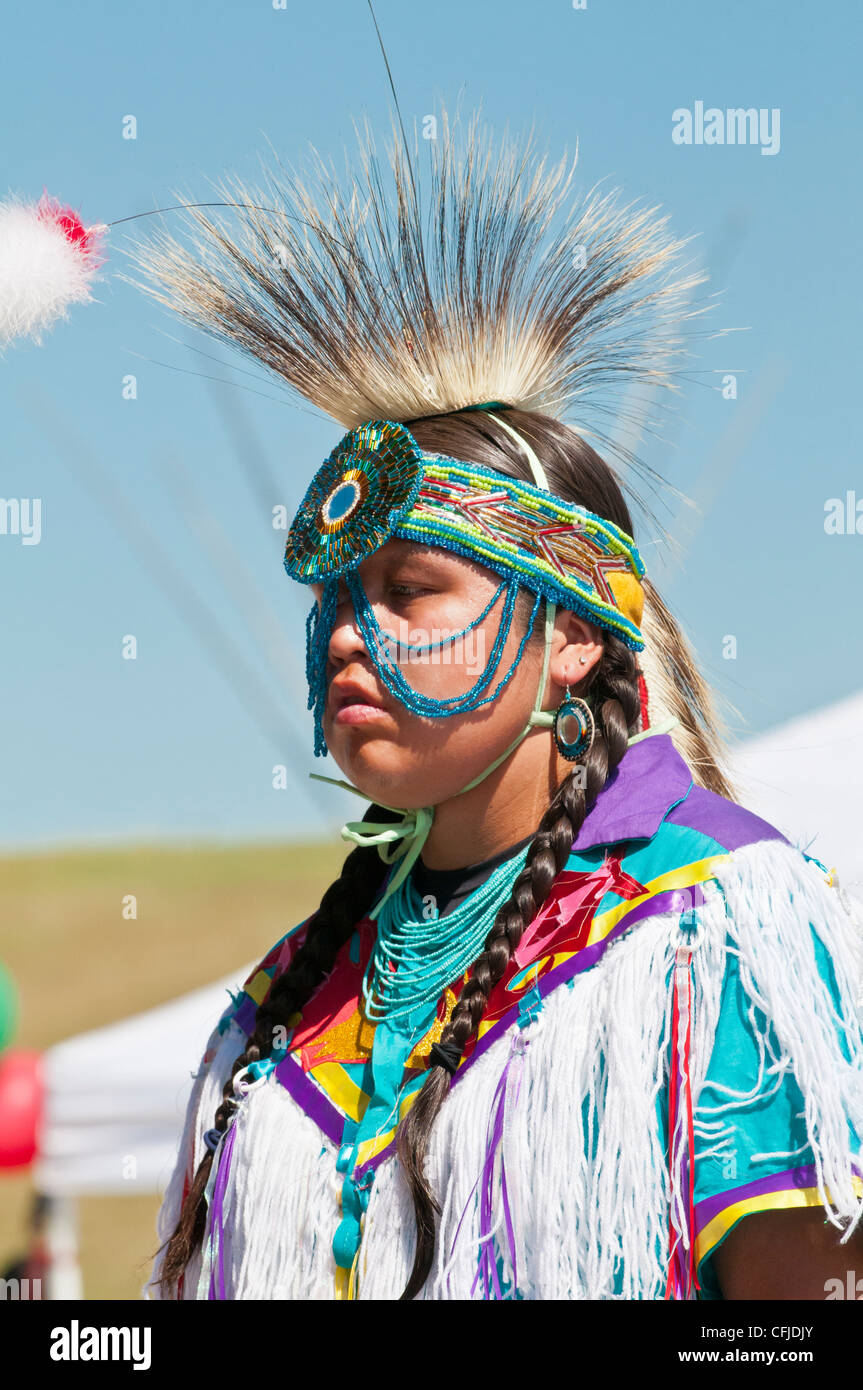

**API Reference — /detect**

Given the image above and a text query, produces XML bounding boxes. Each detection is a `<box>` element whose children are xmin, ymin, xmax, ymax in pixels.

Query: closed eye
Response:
<box><xmin>310</xmin><ymin>581</ymin><xmax>432</xmax><ymax>605</ymax></box>
<box><xmin>388</xmin><ymin>584</ymin><xmax>428</xmax><ymax>599</ymax></box>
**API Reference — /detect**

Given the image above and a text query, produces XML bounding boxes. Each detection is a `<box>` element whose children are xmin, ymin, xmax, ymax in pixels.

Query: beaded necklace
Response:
<box><xmin>358</xmin><ymin>714</ymin><xmax>681</xmax><ymax>1028</ymax></box>
<box><xmin>361</xmin><ymin>842</ymin><xmax>531</xmax><ymax>1026</ymax></box>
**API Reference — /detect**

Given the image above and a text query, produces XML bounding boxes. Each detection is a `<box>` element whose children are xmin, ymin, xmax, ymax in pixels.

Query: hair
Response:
<box><xmin>154</xmin><ymin>408</ymin><xmax>735</xmax><ymax>1299</ymax></box>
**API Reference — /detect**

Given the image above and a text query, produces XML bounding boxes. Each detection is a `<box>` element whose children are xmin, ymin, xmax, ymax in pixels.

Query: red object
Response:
<box><xmin>637</xmin><ymin>672</ymin><xmax>650</xmax><ymax>732</ymax></box>
<box><xmin>0</xmin><ymin>1049</ymin><xmax>44</xmax><ymax>1169</ymax></box>
<box><xmin>663</xmin><ymin>950</ymin><xmax>700</xmax><ymax>1299</ymax></box>
<box><xmin>36</xmin><ymin>189</ymin><xmax>107</xmax><ymax>265</ymax></box>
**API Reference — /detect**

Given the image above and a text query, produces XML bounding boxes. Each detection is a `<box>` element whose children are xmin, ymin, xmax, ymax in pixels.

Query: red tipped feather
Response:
<box><xmin>0</xmin><ymin>189</ymin><xmax>108</xmax><ymax>349</ymax></box>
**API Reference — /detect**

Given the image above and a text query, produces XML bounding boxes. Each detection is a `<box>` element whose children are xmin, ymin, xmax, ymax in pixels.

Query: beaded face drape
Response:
<box><xmin>285</xmin><ymin>418</ymin><xmax>645</xmax><ymax>757</ymax></box>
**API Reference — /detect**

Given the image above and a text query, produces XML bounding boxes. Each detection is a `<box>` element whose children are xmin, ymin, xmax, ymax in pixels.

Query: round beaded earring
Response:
<box><xmin>552</xmin><ymin>684</ymin><xmax>596</xmax><ymax>761</ymax></box>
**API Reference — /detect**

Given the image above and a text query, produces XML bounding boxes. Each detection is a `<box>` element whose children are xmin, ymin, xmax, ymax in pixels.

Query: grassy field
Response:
<box><xmin>0</xmin><ymin>837</ymin><xmax>347</xmax><ymax>1299</ymax></box>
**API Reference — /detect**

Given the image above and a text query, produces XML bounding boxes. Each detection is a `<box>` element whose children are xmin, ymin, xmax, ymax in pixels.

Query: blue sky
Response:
<box><xmin>2</xmin><ymin>0</ymin><xmax>860</xmax><ymax>850</ymax></box>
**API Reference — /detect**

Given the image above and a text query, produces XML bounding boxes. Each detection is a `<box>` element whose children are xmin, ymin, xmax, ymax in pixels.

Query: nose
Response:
<box><xmin>324</xmin><ymin>581</ymin><xmax>369</xmax><ymax>674</ymax></box>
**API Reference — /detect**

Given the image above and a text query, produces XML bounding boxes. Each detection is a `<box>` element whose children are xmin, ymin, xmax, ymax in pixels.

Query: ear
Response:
<box><xmin>548</xmin><ymin>610</ymin><xmax>603</xmax><ymax>697</ymax></box>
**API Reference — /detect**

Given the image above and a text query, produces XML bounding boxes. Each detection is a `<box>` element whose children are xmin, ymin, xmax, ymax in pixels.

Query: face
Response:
<box><xmin>308</xmin><ymin>540</ymin><xmax>550</xmax><ymax>809</ymax></box>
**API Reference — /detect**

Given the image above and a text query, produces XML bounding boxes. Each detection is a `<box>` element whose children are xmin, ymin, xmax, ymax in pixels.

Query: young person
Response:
<box><xmin>128</xmin><ymin>116</ymin><xmax>863</xmax><ymax>1300</ymax></box>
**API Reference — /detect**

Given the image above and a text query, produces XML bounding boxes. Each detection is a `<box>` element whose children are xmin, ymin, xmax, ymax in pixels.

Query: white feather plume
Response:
<box><xmin>0</xmin><ymin>193</ymin><xmax>107</xmax><ymax>350</ymax></box>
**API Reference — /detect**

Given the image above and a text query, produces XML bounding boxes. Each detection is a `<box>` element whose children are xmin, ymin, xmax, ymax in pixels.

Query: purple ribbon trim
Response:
<box><xmin>274</xmin><ymin>1051</ymin><xmax>345</xmax><ymax>1147</ymax></box>
<box><xmin>444</xmin><ymin>1032</ymin><xmax>526</xmax><ymax>1300</ymax></box>
<box><xmin>233</xmin><ymin>995</ymin><xmax>258</xmax><ymax>1038</ymax></box>
<box><xmin>694</xmin><ymin>1160</ymin><xmax>863</xmax><ymax>1233</ymax></box>
<box><xmin>207</xmin><ymin>1121</ymin><xmax>237</xmax><ymax>1301</ymax></box>
<box><xmin>473</xmin><ymin>1059</ymin><xmax>510</xmax><ymax>1298</ymax></box>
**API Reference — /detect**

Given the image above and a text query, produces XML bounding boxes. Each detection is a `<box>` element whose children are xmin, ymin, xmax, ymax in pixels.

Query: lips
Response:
<box><xmin>329</xmin><ymin>677</ymin><xmax>387</xmax><ymax>714</ymax></box>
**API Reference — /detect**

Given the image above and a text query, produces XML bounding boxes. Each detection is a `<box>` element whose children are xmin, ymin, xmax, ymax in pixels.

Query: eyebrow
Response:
<box><xmin>384</xmin><ymin>544</ymin><xmax>450</xmax><ymax>569</ymax></box>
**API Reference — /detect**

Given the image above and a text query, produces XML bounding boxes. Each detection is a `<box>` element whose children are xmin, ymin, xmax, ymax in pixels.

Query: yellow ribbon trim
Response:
<box><xmin>333</xmin><ymin>1246</ymin><xmax>361</xmax><ymax>1300</ymax></box>
<box><xmin>586</xmin><ymin>855</ymin><xmax>727</xmax><ymax>947</ymax></box>
<box><xmin>354</xmin><ymin>1089</ymin><xmax>418</xmax><ymax>1167</ymax></box>
<box><xmin>695</xmin><ymin>1176</ymin><xmax>863</xmax><ymax>1267</ymax></box>
<box><xmin>245</xmin><ymin>969</ymin><xmax>273</xmax><ymax>1006</ymax></box>
<box><xmin>310</xmin><ymin>1061</ymin><xmax>370</xmax><ymax>1124</ymax></box>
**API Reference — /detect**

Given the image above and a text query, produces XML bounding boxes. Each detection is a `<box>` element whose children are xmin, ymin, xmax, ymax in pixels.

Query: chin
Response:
<box><xmin>328</xmin><ymin>736</ymin><xmax>440</xmax><ymax>807</ymax></box>
<box><xmin>328</xmin><ymin>727</ymin><xmax>396</xmax><ymax>775</ymax></box>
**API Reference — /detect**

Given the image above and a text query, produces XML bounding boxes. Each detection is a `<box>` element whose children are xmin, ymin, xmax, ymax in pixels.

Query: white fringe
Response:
<box><xmin>228</xmin><ymin>1079</ymin><xmax>341</xmax><ymax>1299</ymax></box>
<box><xmin>143</xmin><ymin>837</ymin><xmax>863</xmax><ymax>1298</ymax></box>
<box><xmin>358</xmin><ymin>906</ymin><xmax>725</xmax><ymax>1299</ymax></box>
<box><xmin>705</xmin><ymin>838</ymin><xmax>863</xmax><ymax>1241</ymax></box>
<box><xmin>144</xmin><ymin>1017</ymin><xmax>247</xmax><ymax>1299</ymax></box>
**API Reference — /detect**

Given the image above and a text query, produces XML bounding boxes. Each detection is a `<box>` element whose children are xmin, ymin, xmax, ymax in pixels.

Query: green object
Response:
<box><xmin>0</xmin><ymin>961</ymin><xmax>18</xmax><ymax>1051</ymax></box>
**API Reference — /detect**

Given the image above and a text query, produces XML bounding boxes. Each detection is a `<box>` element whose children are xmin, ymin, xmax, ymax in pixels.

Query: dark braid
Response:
<box><xmin>155</xmin><ymin>800</ymin><xmax>401</xmax><ymax>1295</ymax></box>
<box><xmin>396</xmin><ymin>606</ymin><xmax>641</xmax><ymax>1299</ymax></box>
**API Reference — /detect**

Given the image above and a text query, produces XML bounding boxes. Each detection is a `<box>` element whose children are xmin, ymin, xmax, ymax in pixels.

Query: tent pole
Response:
<box><xmin>43</xmin><ymin>1194</ymin><xmax>83</xmax><ymax>1299</ymax></box>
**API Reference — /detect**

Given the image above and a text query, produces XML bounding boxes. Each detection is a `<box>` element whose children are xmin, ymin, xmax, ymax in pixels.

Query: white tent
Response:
<box><xmin>25</xmin><ymin>691</ymin><xmax>863</xmax><ymax>1293</ymax></box>
<box><xmin>33</xmin><ymin>964</ymin><xmax>255</xmax><ymax>1200</ymax></box>
<box><xmin>29</xmin><ymin>964</ymin><xmax>254</xmax><ymax>1297</ymax></box>
<box><xmin>729</xmin><ymin>688</ymin><xmax>863</xmax><ymax>896</ymax></box>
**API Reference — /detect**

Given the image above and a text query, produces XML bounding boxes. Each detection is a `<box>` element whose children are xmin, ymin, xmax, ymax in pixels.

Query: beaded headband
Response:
<box><xmin>285</xmin><ymin>419</ymin><xmax>645</xmax><ymax>636</ymax></box>
<box><xmin>285</xmin><ymin>417</ymin><xmax>645</xmax><ymax>757</ymax></box>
